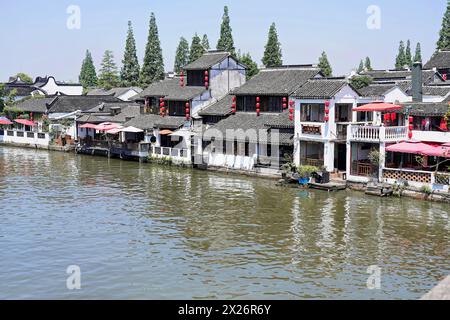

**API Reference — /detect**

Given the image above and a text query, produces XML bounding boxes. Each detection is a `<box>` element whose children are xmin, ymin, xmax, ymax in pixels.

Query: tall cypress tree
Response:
<box><xmin>121</xmin><ymin>21</ymin><xmax>140</xmax><ymax>87</ymax></box>
<box><xmin>216</xmin><ymin>6</ymin><xmax>235</xmax><ymax>55</ymax></box>
<box><xmin>189</xmin><ymin>33</ymin><xmax>205</xmax><ymax>63</ymax></box>
<box><xmin>79</xmin><ymin>50</ymin><xmax>97</xmax><ymax>88</ymax></box>
<box><xmin>365</xmin><ymin>57</ymin><xmax>373</xmax><ymax>71</ymax></box>
<box><xmin>174</xmin><ymin>37</ymin><xmax>190</xmax><ymax>73</ymax></box>
<box><xmin>437</xmin><ymin>1</ymin><xmax>450</xmax><ymax>50</ymax></box>
<box><xmin>140</xmin><ymin>12</ymin><xmax>165</xmax><ymax>88</ymax></box>
<box><xmin>98</xmin><ymin>50</ymin><xmax>119</xmax><ymax>90</ymax></box>
<box><xmin>357</xmin><ymin>60</ymin><xmax>364</xmax><ymax>73</ymax></box>
<box><xmin>405</xmin><ymin>40</ymin><xmax>412</xmax><ymax>67</ymax></box>
<box><xmin>414</xmin><ymin>42</ymin><xmax>423</xmax><ymax>63</ymax></box>
<box><xmin>318</xmin><ymin>51</ymin><xmax>333</xmax><ymax>77</ymax></box>
<box><xmin>239</xmin><ymin>52</ymin><xmax>259</xmax><ymax>80</ymax></box>
<box><xmin>202</xmin><ymin>34</ymin><xmax>210</xmax><ymax>51</ymax></box>
<box><xmin>262</xmin><ymin>23</ymin><xmax>283</xmax><ymax>68</ymax></box>
<box><xmin>395</xmin><ymin>41</ymin><xmax>407</xmax><ymax>69</ymax></box>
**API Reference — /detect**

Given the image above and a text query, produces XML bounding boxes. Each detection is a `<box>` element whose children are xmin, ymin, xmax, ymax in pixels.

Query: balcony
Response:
<box><xmin>0</xmin><ymin>129</ymin><xmax>50</xmax><ymax>146</ymax></box>
<box><xmin>349</xmin><ymin>125</ymin><xmax>408</xmax><ymax>142</ymax></box>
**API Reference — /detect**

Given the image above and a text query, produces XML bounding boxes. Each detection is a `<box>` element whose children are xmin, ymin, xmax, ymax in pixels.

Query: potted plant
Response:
<box><xmin>297</xmin><ymin>165</ymin><xmax>320</xmax><ymax>185</ymax></box>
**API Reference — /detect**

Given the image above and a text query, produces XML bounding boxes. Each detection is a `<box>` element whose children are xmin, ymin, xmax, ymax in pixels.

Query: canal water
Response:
<box><xmin>0</xmin><ymin>146</ymin><xmax>448</xmax><ymax>299</ymax></box>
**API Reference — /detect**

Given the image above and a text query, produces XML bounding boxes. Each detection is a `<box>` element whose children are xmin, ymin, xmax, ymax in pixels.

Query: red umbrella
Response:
<box><xmin>353</xmin><ymin>101</ymin><xmax>402</xmax><ymax>112</ymax></box>
<box><xmin>14</xmin><ymin>119</ymin><xmax>36</xmax><ymax>126</ymax></box>
<box><xmin>0</xmin><ymin>118</ymin><xmax>13</xmax><ymax>125</ymax></box>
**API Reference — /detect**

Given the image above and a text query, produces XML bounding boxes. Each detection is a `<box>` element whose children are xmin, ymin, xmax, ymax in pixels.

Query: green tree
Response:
<box><xmin>0</xmin><ymin>84</ymin><xmax>6</xmax><ymax>112</ymax></box>
<box><xmin>189</xmin><ymin>33</ymin><xmax>205</xmax><ymax>63</ymax></box>
<box><xmin>79</xmin><ymin>50</ymin><xmax>98</xmax><ymax>88</ymax></box>
<box><xmin>318</xmin><ymin>51</ymin><xmax>333</xmax><ymax>77</ymax></box>
<box><xmin>405</xmin><ymin>40</ymin><xmax>412</xmax><ymax>67</ymax></box>
<box><xmin>98</xmin><ymin>50</ymin><xmax>119</xmax><ymax>90</ymax></box>
<box><xmin>365</xmin><ymin>57</ymin><xmax>373</xmax><ymax>71</ymax></box>
<box><xmin>140</xmin><ymin>12</ymin><xmax>165</xmax><ymax>87</ymax></box>
<box><xmin>216</xmin><ymin>6</ymin><xmax>235</xmax><ymax>55</ymax></box>
<box><xmin>350</xmin><ymin>75</ymin><xmax>373</xmax><ymax>89</ymax></box>
<box><xmin>239</xmin><ymin>52</ymin><xmax>259</xmax><ymax>80</ymax></box>
<box><xmin>414</xmin><ymin>42</ymin><xmax>423</xmax><ymax>63</ymax></box>
<box><xmin>437</xmin><ymin>1</ymin><xmax>450</xmax><ymax>50</ymax></box>
<box><xmin>174</xmin><ymin>37</ymin><xmax>190</xmax><ymax>73</ymax></box>
<box><xmin>15</xmin><ymin>73</ymin><xmax>33</xmax><ymax>84</ymax></box>
<box><xmin>202</xmin><ymin>34</ymin><xmax>210</xmax><ymax>51</ymax></box>
<box><xmin>395</xmin><ymin>41</ymin><xmax>407</xmax><ymax>69</ymax></box>
<box><xmin>120</xmin><ymin>21</ymin><xmax>140</xmax><ymax>86</ymax></box>
<box><xmin>262</xmin><ymin>23</ymin><xmax>283</xmax><ymax>68</ymax></box>
<box><xmin>357</xmin><ymin>60</ymin><xmax>364</xmax><ymax>73</ymax></box>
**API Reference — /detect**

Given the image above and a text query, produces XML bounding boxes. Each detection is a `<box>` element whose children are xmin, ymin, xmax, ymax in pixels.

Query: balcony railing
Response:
<box><xmin>301</xmin><ymin>158</ymin><xmax>324</xmax><ymax>168</ymax></box>
<box><xmin>349</xmin><ymin>125</ymin><xmax>408</xmax><ymax>142</ymax></box>
<box><xmin>150</xmin><ymin>146</ymin><xmax>189</xmax><ymax>159</ymax></box>
<box><xmin>0</xmin><ymin>130</ymin><xmax>50</xmax><ymax>146</ymax></box>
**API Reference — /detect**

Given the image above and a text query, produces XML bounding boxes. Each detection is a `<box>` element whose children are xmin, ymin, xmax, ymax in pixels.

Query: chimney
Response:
<box><xmin>412</xmin><ymin>61</ymin><xmax>423</xmax><ymax>102</ymax></box>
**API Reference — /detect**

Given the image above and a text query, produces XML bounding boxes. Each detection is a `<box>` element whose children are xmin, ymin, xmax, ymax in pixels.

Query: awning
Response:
<box><xmin>95</xmin><ymin>123</ymin><xmax>120</xmax><ymax>131</ymax></box>
<box><xmin>386</xmin><ymin>142</ymin><xmax>450</xmax><ymax>158</ymax></box>
<box><xmin>159</xmin><ymin>129</ymin><xmax>173</xmax><ymax>135</ymax></box>
<box><xmin>79</xmin><ymin>123</ymin><xmax>98</xmax><ymax>129</ymax></box>
<box><xmin>0</xmin><ymin>117</ymin><xmax>13</xmax><ymax>125</ymax></box>
<box><xmin>14</xmin><ymin>119</ymin><xmax>36</xmax><ymax>126</ymax></box>
<box><xmin>105</xmin><ymin>127</ymin><xmax>124</xmax><ymax>134</ymax></box>
<box><xmin>443</xmin><ymin>142</ymin><xmax>450</xmax><ymax>147</ymax></box>
<box><xmin>353</xmin><ymin>102</ymin><xmax>402</xmax><ymax>112</ymax></box>
<box><xmin>120</xmin><ymin>126</ymin><xmax>144</xmax><ymax>133</ymax></box>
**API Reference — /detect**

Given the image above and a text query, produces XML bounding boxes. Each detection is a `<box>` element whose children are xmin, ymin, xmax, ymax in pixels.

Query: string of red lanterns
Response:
<box><xmin>282</xmin><ymin>97</ymin><xmax>288</xmax><ymax>111</ymax></box>
<box><xmin>185</xmin><ymin>102</ymin><xmax>190</xmax><ymax>120</ymax></box>
<box><xmin>159</xmin><ymin>97</ymin><xmax>166</xmax><ymax>117</ymax></box>
<box><xmin>180</xmin><ymin>71</ymin><xmax>185</xmax><ymax>87</ymax></box>
<box><xmin>324</xmin><ymin>101</ymin><xmax>330</xmax><ymax>122</ymax></box>
<box><xmin>408</xmin><ymin>116</ymin><xmax>414</xmax><ymax>139</ymax></box>
<box><xmin>204</xmin><ymin>70</ymin><xmax>209</xmax><ymax>89</ymax></box>
<box><xmin>289</xmin><ymin>100</ymin><xmax>294</xmax><ymax>122</ymax></box>
<box><xmin>231</xmin><ymin>96</ymin><xmax>237</xmax><ymax>114</ymax></box>
<box><xmin>256</xmin><ymin>96</ymin><xmax>261</xmax><ymax>117</ymax></box>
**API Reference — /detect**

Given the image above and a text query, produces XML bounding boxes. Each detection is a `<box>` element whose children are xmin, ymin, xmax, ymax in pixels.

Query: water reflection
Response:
<box><xmin>0</xmin><ymin>146</ymin><xmax>448</xmax><ymax>299</ymax></box>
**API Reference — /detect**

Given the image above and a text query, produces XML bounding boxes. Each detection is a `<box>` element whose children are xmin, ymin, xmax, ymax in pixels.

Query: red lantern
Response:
<box><xmin>409</xmin><ymin>116</ymin><xmax>414</xmax><ymax>123</ymax></box>
<box><xmin>204</xmin><ymin>76</ymin><xmax>209</xmax><ymax>82</ymax></box>
<box><xmin>204</xmin><ymin>70</ymin><xmax>209</xmax><ymax>76</ymax></box>
<box><xmin>232</xmin><ymin>96</ymin><xmax>236</xmax><ymax>102</ymax></box>
<box><xmin>289</xmin><ymin>114</ymin><xmax>294</xmax><ymax>122</ymax></box>
<box><xmin>282</xmin><ymin>97</ymin><xmax>287</xmax><ymax>103</ymax></box>
<box><xmin>283</xmin><ymin>103</ymin><xmax>287</xmax><ymax>109</ymax></box>
<box><xmin>325</xmin><ymin>109</ymin><xmax>330</xmax><ymax>115</ymax></box>
<box><xmin>289</xmin><ymin>108</ymin><xmax>294</xmax><ymax>115</ymax></box>
<box><xmin>256</xmin><ymin>103</ymin><xmax>261</xmax><ymax>109</ymax></box>
<box><xmin>289</xmin><ymin>100</ymin><xmax>295</xmax><ymax>107</ymax></box>
<box><xmin>390</xmin><ymin>113</ymin><xmax>397</xmax><ymax>121</ymax></box>
<box><xmin>443</xmin><ymin>74</ymin><xmax>448</xmax><ymax>81</ymax></box>
<box><xmin>204</xmin><ymin>81</ymin><xmax>209</xmax><ymax>88</ymax></box>
<box><xmin>408</xmin><ymin>132</ymin><xmax>413</xmax><ymax>139</ymax></box>
<box><xmin>324</xmin><ymin>116</ymin><xmax>329</xmax><ymax>122</ymax></box>
<box><xmin>256</xmin><ymin>97</ymin><xmax>260</xmax><ymax>103</ymax></box>
<box><xmin>256</xmin><ymin>109</ymin><xmax>260</xmax><ymax>117</ymax></box>
<box><xmin>409</xmin><ymin>125</ymin><xmax>414</xmax><ymax>131</ymax></box>
<box><xmin>325</xmin><ymin>101</ymin><xmax>330</xmax><ymax>107</ymax></box>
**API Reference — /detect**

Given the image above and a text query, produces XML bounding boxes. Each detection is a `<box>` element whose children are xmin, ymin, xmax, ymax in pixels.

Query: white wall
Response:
<box><xmin>117</xmin><ymin>89</ymin><xmax>140</xmax><ymax>101</ymax></box>
<box><xmin>40</xmin><ymin>77</ymin><xmax>83</xmax><ymax>96</ymax></box>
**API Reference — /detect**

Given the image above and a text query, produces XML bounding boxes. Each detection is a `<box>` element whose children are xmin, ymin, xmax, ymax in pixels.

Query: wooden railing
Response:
<box><xmin>301</xmin><ymin>158</ymin><xmax>324</xmax><ymax>168</ymax></box>
<box><xmin>352</xmin><ymin>161</ymin><xmax>376</xmax><ymax>177</ymax></box>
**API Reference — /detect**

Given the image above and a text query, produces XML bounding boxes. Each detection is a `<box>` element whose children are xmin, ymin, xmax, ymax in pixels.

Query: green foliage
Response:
<box><xmin>395</xmin><ymin>41</ymin><xmax>407</xmax><ymax>69</ymax></box>
<box><xmin>201</xmin><ymin>34</ymin><xmax>210</xmax><ymax>51</ymax></box>
<box><xmin>98</xmin><ymin>50</ymin><xmax>120</xmax><ymax>90</ymax></box>
<box><xmin>414</xmin><ymin>42</ymin><xmax>422</xmax><ymax>63</ymax></box>
<box><xmin>350</xmin><ymin>75</ymin><xmax>373</xmax><ymax>89</ymax></box>
<box><xmin>2</xmin><ymin>106</ymin><xmax>23</xmax><ymax>119</ymax></box>
<box><xmin>357</xmin><ymin>60</ymin><xmax>364</xmax><ymax>73</ymax></box>
<box><xmin>120</xmin><ymin>21</ymin><xmax>140</xmax><ymax>86</ymax></box>
<box><xmin>368</xmin><ymin>149</ymin><xmax>383</xmax><ymax>166</ymax></box>
<box><xmin>174</xmin><ymin>37</ymin><xmax>190</xmax><ymax>73</ymax></box>
<box><xmin>405</xmin><ymin>40</ymin><xmax>412</xmax><ymax>67</ymax></box>
<box><xmin>0</xmin><ymin>84</ymin><xmax>5</xmax><ymax>112</ymax></box>
<box><xmin>437</xmin><ymin>1</ymin><xmax>450</xmax><ymax>50</ymax></box>
<box><xmin>445</xmin><ymin>104</ymin><xmax>450</xmax><ymax>128</ymax></box>
<box><xmin>140</xmin><ymin>12</ymin><xmax>165</xmax><ymax>88</ymax></box>
<box><xmin>239</xmin><ymin>52</ymin><xmax>259</xmax><ymax>80</ymax></box>
<box><xmin>189</xmin><ymin>33</ymin><xmax>205</xmax><ymax>63</ymax></box>
<box><xmin>262</xmin><ymin>23</ymin><xmax>283</xmax><ymax>68</ymax></box>
<box><xmin>147</xmin><ymin>155</ymin><xmax>173</xmax><ymax>166</ymax></box>
<box><xmin>297</xmin><ymin>165</ymin><xmax>320</xmax><ymax>179</ymax></box>
<box><xmin>216</xmin><ymin>6</ymin><xmax>235</xmax><ymax>55</ymax></box>
<box><xmin>420</xmin><ymin>185</ymin><xmax>433</xmax><ymax>195</ymax></box>
<box><xmin>15</xmin><ymin>73</ymin><xmax>33</xmax><ymax>84</ymax></box>
<box><xmin>365</xmin><ymin>57</ymin><xmax>373</xmax><ymax>71</ymax></box>
<box><xmin>79</xmin><ymin>50</ymin><xmax>98</xmax><ymax>88</ymax></box>
<box><xmin>318</xmin><ymin>51</ymin><xmax>333</xmax><ymax>77</ymax></box>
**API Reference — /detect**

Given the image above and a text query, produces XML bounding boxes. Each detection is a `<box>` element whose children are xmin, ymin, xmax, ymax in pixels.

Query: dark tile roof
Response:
<box><xmin>47</xmin><ymin>95</ymin><xmax>122</xmax><ymax>113</ymax></box>
<box><xmin>124</xmin><ymin>114</ymin><xmax>186</xmax><ymax>130</ymax></box>
<box><xmin>198</xmin><ymin>95</ymin><xmax>233</xmax><ymax>116</ymax></box>
<box><xmin>358</xmin><ymin>83</ymin><xmax>399</xmax><ymax>97</ymax></box>
<box><xmin>84</xmin><ymin>102</ymin><xmax>138</xmax><ymax>114</ymax></box>
<box><xmin>183</xmin><ymin>51</ymin><xmax>231</xmax><ymax>70</ymax></box>
<box><xmin>109</xmin><ymin>105</ymin><xmax>141</xmax><ymax>123</ymax></box>
<box><xmin>76</xmin><ymin>114</ymin><xmax>116</xmax><ymax>123</ymax></box>
<box><xmin>420</xmin><ymin>85</ymin><xmax>450</xmax><ymax>97</ymax></box>
<box><xmin>293</xmin><ymin>78</ymin><xmax>350</xmax><ymax>99</ymax></box>
<box><xmin>398</xmin><ymin>101</ymin><xmax>450</xmax><ymax>116</ymax></box>
<box><xmin>232</xmin><ymin>66</ymin><xmax>321</xmax><ymax>96</ymax></box>
<box><xmin>138</xmin><ymin>79</ymin><xmax>206</xmax><ymax>101</ymax></box>
<box><xmin>13</xmin><ymin>97</ymin><xmax>55</xmax><ymax>113</ymax></box>
<box><xmin>424</xmin><ymin>50</ymin><xmax>450</xmax><ymax>69</ymax></box>
<box><xmin>87</xmin><ymin>87</ymin><xmax>142</xmax><ymax>97</ymax></box>
<box><xmin>360</xmin><ymin>69</ymin><xmax>440</xmax><ymax>83</ymax></box>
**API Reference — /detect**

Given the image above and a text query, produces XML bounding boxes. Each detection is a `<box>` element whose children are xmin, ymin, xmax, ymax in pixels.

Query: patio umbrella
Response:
<box><xmin>79</xmin><ymin>123</ymin><xmax>98</xmax><ymax>129</ymax></box>
<box><xmin>352</xmin><ymin>102</ymin><xmax>402</xmax><ymax>112</ymax></box>
<box><xmin>386</xmin><ymin>142</ymin><xmax>438</xmax><ymax>155</ymax></box>
<box><xmin>14</xmin><ymin>119</ymin><xmax>36</xmax><ymax>126</ymax></box>
<box><xmin>0</xmin><ymin>117</ymin><xmax>13</xmax><ymax>125</ymax></box>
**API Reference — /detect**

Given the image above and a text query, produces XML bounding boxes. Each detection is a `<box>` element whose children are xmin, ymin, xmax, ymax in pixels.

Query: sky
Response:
<box><xmin>0</xmin><ymin>0</ymin><xmax>447</xmax><ymax>83</ymax></box>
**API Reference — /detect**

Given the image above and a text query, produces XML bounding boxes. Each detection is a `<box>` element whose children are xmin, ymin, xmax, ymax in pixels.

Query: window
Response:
<box><xmin>301</xmin><ymin>104</ymin><xmax>325</xmax><ymax>122</ymax></box>
<box><xmin>236</xmin><ymin>96</ymin><xmax>284</xmax><ymax>113</ymax></box>
<box><xmin>187</xmin><ymin>70</ymin><xmax>206</xmax><ymax>86</ymax></box>
<box><xmin>168</xmin><ymin>101</ymin><xmax>186</xmax><ymax>116</ymax></box>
